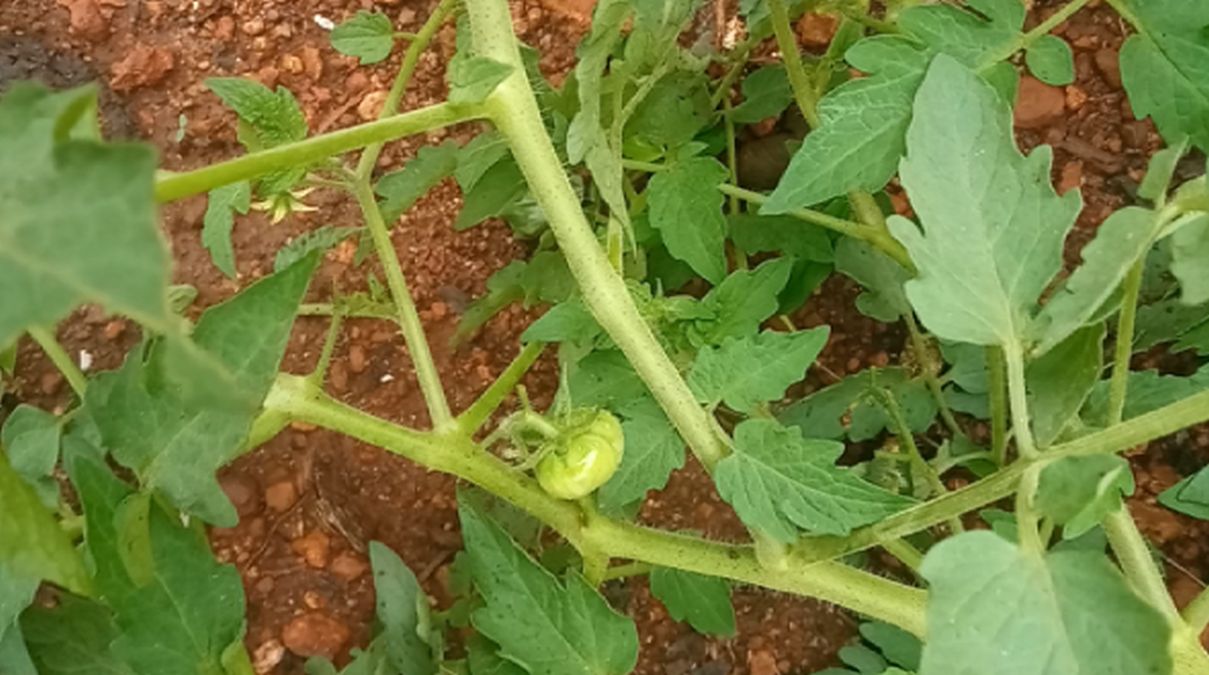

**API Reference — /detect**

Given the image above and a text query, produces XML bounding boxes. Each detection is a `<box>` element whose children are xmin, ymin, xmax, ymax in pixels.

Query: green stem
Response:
<box><xmin>1103</xmin><ymin>0</ymin><xmax>1141</xmax><ymax>30</ymax></box>
<box><xmin>876</xmin><ymin>388</ymin><xmax>959</xmax><ymax>533</ymax></box>
<box><xmin>796</xmin><ymin>386</ymin><xmax>1209</xmax><ymax>562</ymax></box>
<box><xmin>351</xmin><ymin>181</ymin><xmax>453</xmax><ymax>429</ymax></box>
<box><xmin>223</xmin><ymin>645</ymin><xmax>256</xmax><ymax>675</ymax></box>
<box><xmin>881</xmin><ymin>538</ymin><xmax>924</xmax><ymax>575</ymax></box>
<box><xmin>903</xmin><ymin>313</ymin><xmax>963</xmax><ymax>439</ymax></box>
<box><xmin>268</xmin><ymin>373</ymin><xmax>927</xmax><ymax>635</ymax></box>
<box><xmin>975</xmin><ymin>0</ymin><xmax>1095</xmax><ymax>71</ymax></box>
<box><xmin>155</xmin><ymin>102</ymin><xmax>482</xmax><ymax>202</ymax></box>
<box><xmin>1015</xmin><ymin>464</ymin><xmax>1045</xmax><ymax>554</ymax></box>
<box><xmin>709</xmin><ymin>41</ymin><xmax>754</xmax><ymax>109</ymax></box>
<box><xmin>1183</xmin><ymin>585</ymin><xmax>1209</xmax><ymax>635</ymax></box>
<box><xmin>464</xmin><ymin>0</ymin><xmax>728</xmax><ymax>470</ymax></box>
<box><xmin>355</xmin><ymin>0</ymin><xmax>458</xmax><ymax>181</ymax></box>
<box><xmin>1104</xmin><ymin>507</ymin><xmax>1180</xmax><ymax>619</ymax></box>
<box><xmin>723</xmin><ymin>97</ymin><xmax>740</xmax><ymax>216</ymax></box>
<box><xmin>459</xmin><ymin>341</ymin><xmax>546</xmax><ymax>435</ymax></box>
<box><xmin>987</xmin><ymin>345</ymin><xmax>1009</xmax><ymax>466</ymax></box>
<box><xmin>299</xmin><ymin>302</ymin><xmax>394</xmax><ymax>320</ymax></box>
<box><xmin>1003</xmin><ymin>342</ymin><xmax>1038</xmax><ymax>459</ymax></box>
<box><xmin>1106</xmin><ymin>259</ymin><xmax>1145</xmax><ymax>426</ymax></box>
<box><xmin>767</xmin><ymin>0</ymin><xmax>821</xmax><ymax>128</ymax></box>
<box><xmin>309</xmin><ymin>310</ymin><xmax>344</xmax><ymax>387</ymax></box>
<box><xmin>601</xmin><ymin>561</ymin><xmax>652</xmax><ymax>581</ymax></box>
<box><xmin>28</xmin><ymin>326</ymin><xmax>86</xmax><ymax>397</ymax></box>
<box><xmin>1022</xmin><ymin>0</ymin><xmax>1094</xmax><ymax>46</ymax></box>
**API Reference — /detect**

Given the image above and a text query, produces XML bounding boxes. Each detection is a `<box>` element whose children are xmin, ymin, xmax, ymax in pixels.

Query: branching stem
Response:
<box><xmin>459</xmin><ymin>341</ymin><xmax>546</xmax><ymax>435</ymax></box>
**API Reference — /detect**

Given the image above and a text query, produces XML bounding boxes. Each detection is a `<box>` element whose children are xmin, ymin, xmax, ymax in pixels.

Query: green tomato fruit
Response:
<box><xmin>535</xmin><ymin>411</ymin><xmax>624</xmax><ymax>500</ymax></box>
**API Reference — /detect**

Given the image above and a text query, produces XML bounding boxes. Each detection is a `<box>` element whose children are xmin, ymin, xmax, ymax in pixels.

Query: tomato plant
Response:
<box><xmin>3</xmin><ymin>0</ymin><xmax>1209</xmax><ymax>672</ymax></box>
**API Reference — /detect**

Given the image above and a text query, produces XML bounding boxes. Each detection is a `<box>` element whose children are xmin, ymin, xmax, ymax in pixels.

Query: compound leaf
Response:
<box><xmin>649</xmin><ymin>567</ymin><xmax>735</xmax><ymax>637</ymax></box>
<box><xmin>695</xmin><ymin>258</ymin><xmax>794</xmax><ymax>345</ymax></box>
<box><xmin>648</xmin><ymin>157</ymin><xmax>729</xmax><ymax>284</ymax></box>
<box><xmin>0</xmin><ymin>84</ymin><xmax>171</xmax><ymax>348</ymax></box>
<box><xmin>714</xmin><ymin>419</ymin><xmax>914</xmax><ymax>542</ymax></box>
<box><xmin>888</xmin><ymin>56</ymin><xmax>1080</xmax><ymax>348</ymax></box>
<box><xmin>728</xmin><ymin>65</ymin><xmax>793</xmax><ymax>124</ymax></box>
<box><xmin>778</xmin><ymin>368</ymin><xmax>937</xmax><ymax>442</ymax></box>
<box><xmin>21</xmin><ymin>594</ymin><xmax>134</xmax><ymax>675</ymax></box>
<box><xmin>331</xmin><ymin>11</ymin><xmax>395</xmax><ymax>64</ymax></box>
<box><xmin>920</xmin><ymin>531</ymin><xmax>1169</xmax><ymax>675</ymax></box>
<box><xmin>688</xmin><ymin>328</ymin><xmax>829</xmax><ymax>413</ymax></box>
<box><xmin>459</xmin><ymin>497</ymin><xmax>639</xmax><ymax>675</ymax></box>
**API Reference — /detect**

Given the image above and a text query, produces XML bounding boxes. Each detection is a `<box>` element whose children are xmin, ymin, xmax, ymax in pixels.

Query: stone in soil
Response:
<box><xmin>290</xmin><ymin>530</ymin><xmax>331</xmax><ymax>569</ymax></box>
<box><xmin>264</xmin><ymin>480</ymin><xmax>298</xmax><ymax>512</ymax></box>
<box><xmin>280</xmin><ymin>612</ymin><xmax>350</xmax><ymax>660</ymax></box>
<box><xmin>1014</xmin><ymin>76</ymin><xmax>1066</xmax><ymax>130</ymax></box>
<box><xmin>109</xmin><ymin>45</ymin><xmax>174</xmax><ymax>92</ymax></box>
<box><xmin>330</xmin><ymin>551</ymin><xmax>369</xmax><ymax>582</ymax></box>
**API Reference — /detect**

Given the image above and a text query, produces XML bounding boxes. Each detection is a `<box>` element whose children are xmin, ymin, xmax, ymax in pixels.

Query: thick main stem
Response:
<box><xmin>463</xmin><ymin>0</ymin><xmax>727</xmax><ymax>470</ymax></box>
<box><xmin>351</xmin><ymin>181</ymin><xmax>453</xmax><ymax>428</ymax></box>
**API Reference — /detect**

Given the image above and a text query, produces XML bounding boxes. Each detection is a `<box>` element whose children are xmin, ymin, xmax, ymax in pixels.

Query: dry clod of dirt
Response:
<box><xmin>55</xmin><ymin>0</ymin><xmax>107</xmax><ymax>41</ymax></box>
<box><xmin>281</xmin><ymin>612</ymin><xmax>351</xmax><ymax>660</ymax></box>
<box><xmin>264</xmin><ymin>480</ymin><xmax>299</xmax><ymax>512</ymax></box>
<box><xmin>291</xmin><ymin>530</ymin><xmax>332</xmax><ymax>569</ymax></box>
<box><xmin>109</xmin><ymin>44</ymin><xmax>174</xmax><ymax>92</ymax></box>
<box><xmin>330</xmin><ymin>552</ymin><xmax>370</xmax><ymax>582</ymax></box>
<box><xmin>1014</xmin><ymin>76</ymin><xmax>1067</xmax><ymax>129</ymax></box>
<box><xmin>251</xmin><ymin>639</ymin><xmax>286</xmax><ymax>674</ymax></box>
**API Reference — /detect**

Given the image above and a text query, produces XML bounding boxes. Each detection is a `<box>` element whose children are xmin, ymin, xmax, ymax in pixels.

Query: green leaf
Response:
<box><xmin>0</xmin><ymin>84</ymin><xmax>171</xmax><ymax>348</ymax></box>
<box><xmin>1158</xmin><ymin>466</ymin><xmax>1209</xmax><ymax>520</ymax></box>
<box><xmin>694</xmin><ymin>258</ymin><xmax>794</xmax><ymax>345</ymax></box>
<box><xmin>21</xmin><ymin>595</ymin><xmax>135</xmax><ymax>675</ymax></box>
<box><xmin>368</xmin><ymin>542</ymin><xmax>436</xmax><ymax>674</ymax></box>
<box><xmin>714</xmin><ymin>419</ymin><xmax>914</xmax><ymax>542</ymax></box>
<box><xmin>1026</xmin><ymin>35</ymin><xmax>1075</xmax><ymax>86</ymax></box>
<box><xmin>1171</xmin><ymin>214</ymin><xmax>1209</xmax><ymax>305</ymax></box>
<box><xmin>859</xmin><ymin>622</ymin><xmax>921</xmax><ymax>671</ymax></box>
<box><xmin>467</xmin><ymin>635</ymin><xmax>527</xmax><ymax>675</ymax></box>
<box><xmin>1026</xmin><ymin>324</ymin><xmax>1104</xmax><ymax>448</ymax></box>
<box><xmin>648</xmin><ymin>158</ymin><xmax>729</xmax><ymax>284</ymax></box>
<box><xmin>1082</xmin><ymin>365</ymin><xmax>1209</xmax><ymax>424</ymax></box>
<box><xmin>728</xmin><ymin>65</ymin><xmax>793</xmax><ymax>124</ymax></box>
<box><xmin>1134</xmin><ymin>297</ymin><xmax>1209</xmax><ymax>354</ymax></box>
<box><xmin>67</xmin><ymin>449</ymin><xmax>247</xmax><ymax>674</ymax></box>
<box><xmin>456</xmin><ymin>132</ymin><xmax>512</xmax><ymax>191</ymax></box>
<box><xmin>898</xmin><ymin>0</ymin><xmax>1024</xmax><ymax>67</ymax></box>
<box><xmin>888</xmin><ymin>56</ymin><xmax>1081</xmax><ymax>348</ymax></box>
<box><xmin>2</xmin><ymin>405</ymin><xmax>60</xmax><ymax>482</ymax></box>
<box><xmin>201</xmin><ymin>182</ymin><xmax>252</xmax><ymax>278</ymax></box>
<box><xmin>597</xmin><ymin>398</ymin><xmax>685</xmax><ymax>512</ymax></box>
<box><xmin>455</xmin><ymin>155</ymin><xmax>527</xmax><ymax>231</ymax></box>
<box><xmin>1032</xmin><ymin>207</ymin><xmax>1155</xmax><ymax>355</ymax></box>
<box><xmin>688</xmin><ymin>328</ymin><xmax>829</xmax><ymax>413</ymax></box>
<box><xmin>206</xmin><ymin>78</ymin><xmax>307</xmax><ymax>148</ymax></box>
<box><xmin>275</xmin><ymin>226</ymin><xmax>360</xmax><ymax>273</ymax></box>
<box><xmin>778</xmin><ymin>368</ymin><xmax>937</xmax><ymax>442</ymax></box>
<box><xmin>377</xmin><ymin>140</ymin><xmax>460</xmax><ymax>222</ymax></box>
<box><xmin>521</xmin><ymin>300</ymin><xmax>602</xmax><ymax>344</ymax></box>
<box><xmin>0</xmin><ymin>624</ymin><xmax>35</xmax><ymax>675</ymax></box>
<box><xmin>649</xmin><ymin>567</ymin><xmax>736</xmax><ymax>637</ymax></box>
<box><xmin>729</xmin><ymin>213</ymin><xmax>834</xmax><ymax>262</ymax></box>
<box><xmin>1138</xmin><ymin>138</ymin><xmax>1189</xmax><ymax>202</ymax></box>
<box><xmin>626</xmin><ymin>70</ymin><xmax>713</xmax><ymax>150</ymax></box>
<box><xmin>85</xmin><ymin>256</ymin><xmax>317</xmax><ymax>525</ymax></box>
<box><xmin>1</xmin><ymin>405</ymin><xmax>61</xmax><ymax>507</ymax></box>
<box><xmin>1037</xmin><ymin>456</ymin><xmax>1135</xmax><ymax>539</ymax></box>
<box><xmin>458</xmin><ymin>496</ymin><xmax>639</xmax><ymax>675</ymax></box>
<box><xmin>1117</xmin><ymin>0</ymin><xmax>1209</xmax><ymax>150</ymax></box>
<box><xmin>206</xmin><ymin>78</ymin><xmax>308</xmax><ymax>194</ymax></box>
<box><xmin>835</xmin><ymin>238</ymin><xmax>912</xmax><ymax>322</ymax></box>
<box><xmin>449</xmin><ymin>56</ymin><xmax>514</xmax><ymax>105</ymax></box>
<box><xmin>0</xmin><ymin>451</ymin><xmax>90</xmax><ymax>596</ymax></box>
<box><xmin>919</xmin><ymin>531</ymin><xmax>1170</xmax><ymax>675</ymax></box>
<box><xmin>331</xmin><ymin>11</ymin><xmax>395</xmax><ymax>64</ymax></box>
<box><xmin>763</xmin><ymin>37</ymin><xmax>929</xmax><ymax>212</ymax></box>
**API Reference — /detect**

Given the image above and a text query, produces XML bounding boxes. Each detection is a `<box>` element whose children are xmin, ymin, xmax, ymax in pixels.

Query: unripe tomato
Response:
<box><xmin>535</xmin><ymin>410</ymin><xmax>624</xmax><ymax>500</ymax></box>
